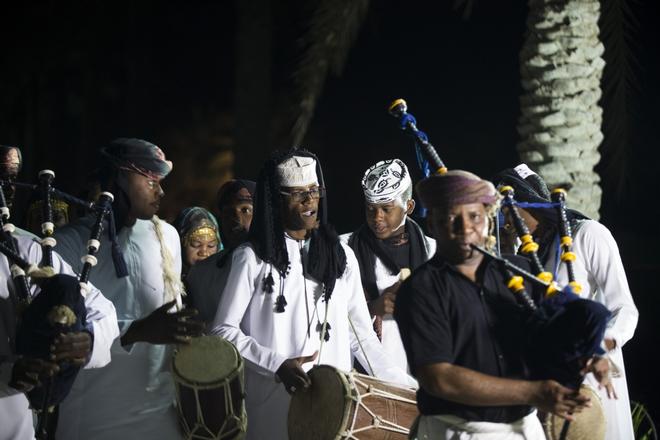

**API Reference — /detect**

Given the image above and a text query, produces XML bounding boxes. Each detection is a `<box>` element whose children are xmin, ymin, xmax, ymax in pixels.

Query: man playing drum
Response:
<box><xmin>394</xmin><ymin>170</ymin><xmax>610</xmax><ymax>440</ymax></box>
<box><xmin>212</xmin><ymin>148</ymin><xmax>415</xmax><ymax>440</ymax></box>
<box><xmin>54</xmin><ymin>139</ymin><xmax>204</xmax><ymax>440</ymax></box>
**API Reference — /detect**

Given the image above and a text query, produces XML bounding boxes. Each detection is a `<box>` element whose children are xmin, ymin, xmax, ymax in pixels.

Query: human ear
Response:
<box><xmin>406</xmin><ymin>199</ymin><xmax>415</xmax><ymax>215</ymax></box>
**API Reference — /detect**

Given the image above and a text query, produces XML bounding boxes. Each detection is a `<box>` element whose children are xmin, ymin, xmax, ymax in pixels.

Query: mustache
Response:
<box><xmin>229</xmin><ymin>223</ymin><xmax>248</xmax><ymax>234</ymax></box>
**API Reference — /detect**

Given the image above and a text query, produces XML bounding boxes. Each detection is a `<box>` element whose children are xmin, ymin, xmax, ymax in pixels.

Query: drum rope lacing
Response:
<box><xmin>172</xmin><ymin>347</ymin><xmax>247</xmax><ymax>440</ymax></box>
<box><xmin>341</xmin><ymin>373</ymin><xmax>416</xmax><ymax>438</ymax></box>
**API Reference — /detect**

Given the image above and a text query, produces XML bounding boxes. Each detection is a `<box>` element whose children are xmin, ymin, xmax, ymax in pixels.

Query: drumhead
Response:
<box><xmin>545</xmin><ymin>385</ymin><xmax>606</xmax><ymax>440</ymax></box>
<box><xmin>173</xmin><ymin>335</ymin><xmax>240</xmax><ymax>383</ymax></box>
<box><xmin>288</xmin><ymin>365</ymin><xmax>353</xmax><ymax>440</ymax></box>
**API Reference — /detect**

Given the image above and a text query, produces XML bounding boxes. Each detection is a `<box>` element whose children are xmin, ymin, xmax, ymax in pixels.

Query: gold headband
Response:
<box><xmin>184</xmin><ymin>226</ymin><xmax>218</xmax><ymax>246</ymax></box>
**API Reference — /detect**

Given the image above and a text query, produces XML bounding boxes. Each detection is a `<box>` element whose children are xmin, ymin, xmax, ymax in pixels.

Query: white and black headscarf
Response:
<box><xmin>361</xmin><ymin>159</ymin><xmax>412</xmax><ymax>204</ymax></box>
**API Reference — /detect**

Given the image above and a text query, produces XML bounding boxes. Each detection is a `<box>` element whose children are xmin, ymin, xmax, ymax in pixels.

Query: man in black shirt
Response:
<box><xmin>394</xmin><ymin>169</ymin><xmax>593</xmax><ymax>439</ymax></box>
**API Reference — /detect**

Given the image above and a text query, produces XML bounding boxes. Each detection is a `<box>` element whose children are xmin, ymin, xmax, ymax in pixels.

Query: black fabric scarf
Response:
<box><xmin>348</xmin><ymin>217</ymin><xmax>428</xmax><ymax>301</ymax></box>
<box><xmin>493</xmin><ymin>167</ymin><xmax>589</xmax><ymax>268</ymax></box>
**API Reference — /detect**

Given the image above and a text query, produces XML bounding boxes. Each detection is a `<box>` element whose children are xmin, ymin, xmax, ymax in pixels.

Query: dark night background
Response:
<box><xmin>2</xmin><ymin>0</ymin><xmax>659</xmax><ymax>429</ymax></box>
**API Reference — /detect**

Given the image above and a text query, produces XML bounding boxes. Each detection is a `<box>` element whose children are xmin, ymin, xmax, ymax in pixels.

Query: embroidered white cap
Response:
<box><xmin>361</xmin><ymin>159</ymin><xmax>412</xmax><ymax>204</ymax></box>
<box><xmin>277</xmin><ymin>156</ymin><xmax>319</xmax><ymax>187</ymax></box>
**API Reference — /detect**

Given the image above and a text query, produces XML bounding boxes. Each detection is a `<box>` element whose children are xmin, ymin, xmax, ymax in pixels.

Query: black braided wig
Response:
<box><xmin>249</xmin><ymin>148</ymin><xmax>347</xmax><ymax>310</ymax></box>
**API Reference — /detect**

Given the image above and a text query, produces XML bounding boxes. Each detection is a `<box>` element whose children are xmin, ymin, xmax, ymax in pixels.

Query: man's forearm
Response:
<box><xmin>418</xmin><ymin>362</ymin><xmax>537</xmax><ymax>407</ymax></box>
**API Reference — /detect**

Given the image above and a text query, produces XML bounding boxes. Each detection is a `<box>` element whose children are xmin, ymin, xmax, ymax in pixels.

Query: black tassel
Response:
<box><xmin>275</xmin><ymin>293</ymin><xmax>287</xmax><ymax>313</ymax></box>
<box><xmin>316</xmin><ymin>321</ymin><xmax>331</xmax><ymax>342</ymax></box>
<box><xmin>263</xmin><ymin>271</ymin><xmax>275</xmax><ymax>294</ymax></box>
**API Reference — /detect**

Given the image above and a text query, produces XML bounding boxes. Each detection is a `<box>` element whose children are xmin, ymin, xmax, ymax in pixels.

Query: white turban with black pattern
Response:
<box><xmin>361</xmin><ymin>159</ymin><xmax>412</xmax><ymax>204</ymax></box>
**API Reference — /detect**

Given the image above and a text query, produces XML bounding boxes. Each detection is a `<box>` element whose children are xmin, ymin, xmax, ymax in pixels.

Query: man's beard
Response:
<box><xmin>227</xmin><ymin>224</ymin><xmax>249</xmax><ymax>246</ymax></box>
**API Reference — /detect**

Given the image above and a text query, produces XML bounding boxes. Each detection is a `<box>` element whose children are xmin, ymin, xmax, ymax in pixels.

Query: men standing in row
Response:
<box><xmin>212</xmin><ymin>149</ymin><xmax>415</xmax><ymax>440</ymax></box>
<box><xmin>394</xmin><ymin>169</ymin><xmax>601</xmax><ymax>439</ymax></box>
<box><xmin>54</xmin><ymin>138</ymin><xmax>203</xmax><ymax>439</ymax></box>
<box><xmin>342</xmin><ymin>159</ymin><xmax>435</xmax><ymax>371</ymax></box>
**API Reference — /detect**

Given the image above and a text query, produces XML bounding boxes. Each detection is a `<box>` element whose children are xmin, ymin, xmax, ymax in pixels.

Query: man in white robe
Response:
<box><xmin>212</xmin><ymin>149</ymin><xmax>415</xmax><ymax>440</ymax></box>
<box><xmin>55</xmin><ymin>138</ymin><xmax>203</xmax><ymax>440</ymax></box>
<box><xmin>495</xmin><ymin>164</ymin><xmax>639</xmax><ymax>440</ymax></box>
<box><xmin>0</xmin><ymin>235</ymin><xmax>119</xmax><ymax>440</ymax></box>
<box><xmin>341</xmin><ymin>159</ymin><xmax>435</xmax><ymax>372</ymax></box>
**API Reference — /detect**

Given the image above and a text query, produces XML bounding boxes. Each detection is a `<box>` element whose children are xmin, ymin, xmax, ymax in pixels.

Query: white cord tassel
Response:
<box><xmin>151</xmin><ymin>216</ymin><xmax>185</xmax><ymax>311</ymax></box>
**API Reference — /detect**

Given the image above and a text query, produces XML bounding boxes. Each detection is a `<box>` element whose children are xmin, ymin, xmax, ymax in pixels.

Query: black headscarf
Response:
<box><xmin>250</xmin><ymin>148</ymin><xmax>346</xmax><ymax>312</ymax></box>
<box><xmin>348</xmin><ymin>218</ymin><xmax>429</xmax><ymax>301</ymax></box>
<box><xmin>492</xmin><ymin>166</ymin><xmax>589</xmax><ymax>265</ymax></box>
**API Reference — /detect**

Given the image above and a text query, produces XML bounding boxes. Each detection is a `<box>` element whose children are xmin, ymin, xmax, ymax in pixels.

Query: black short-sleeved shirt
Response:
<box><xmin>394</xmin><ymin>253</ymin><xmax>535</xmax><ymax>423</ymax></box>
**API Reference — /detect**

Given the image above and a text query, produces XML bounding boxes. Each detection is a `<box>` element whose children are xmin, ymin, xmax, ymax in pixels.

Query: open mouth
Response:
<box><xmin>301</xmin><ymin>210</ymin><xmax>316</xmax><ymax>218</ymax></box>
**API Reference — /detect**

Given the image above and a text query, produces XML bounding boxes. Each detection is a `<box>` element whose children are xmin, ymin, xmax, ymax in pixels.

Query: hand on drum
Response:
<box><xmin>50</xmin><ymin>331</ymin><xmax>92</xmax><ymax>365</ymax></box>
<box><xmin>121</xmin><ymin>300</ymin><xmax>205</xmax><ymax>346</ymax></box>
<box><xmin>276</xmin><ymin>351</ymin><xmax>318</xmax><ymax>394</ymax></box>
<box><xmin>368</xmin><ymin>282</ymin><xmax>400</xmax><ymax>316</ymax></box>
<box><xmin>531</xmin><ymin>380</ymin><xmax>591</xmax><ymax>421</ymax></box>
<box><xmin>9</xmin><ymin>357</ymin><xmax>60</xmax><ymax>392</ymax></box>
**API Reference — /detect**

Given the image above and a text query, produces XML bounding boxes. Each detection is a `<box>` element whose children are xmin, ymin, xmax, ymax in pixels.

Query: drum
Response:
<box><xmin>544</xmin><ymin>385</ymin><xmax>606</xmax><ymax>440</ymax></box>
<box><xmin>172</xmin><ymin>335</ymin><xmax>247</xmax><ymax>440</ymax></box>
<box><xmin>288</xmin><ymin>365</ymin><xmax>418</xmax><ymax>440</ymax></box>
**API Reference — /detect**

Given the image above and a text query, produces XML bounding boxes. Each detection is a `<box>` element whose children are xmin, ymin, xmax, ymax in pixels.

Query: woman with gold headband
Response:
<box><xmin>174</xmin><ymin>206</ymin><xmax>221</xmax><ymax>279</ymax></box>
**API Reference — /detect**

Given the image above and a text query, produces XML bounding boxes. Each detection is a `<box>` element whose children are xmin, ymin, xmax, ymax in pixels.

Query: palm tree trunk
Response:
<box><xmin>518</xmin><ymin>0</ymin><xmax>605</xmax><ymax>219</ymax></box>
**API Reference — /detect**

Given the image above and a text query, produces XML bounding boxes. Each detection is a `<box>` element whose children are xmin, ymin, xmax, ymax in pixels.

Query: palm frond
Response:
<box><xmin>289</xmin><ymin>0</ymin><xmax>370</xmax><ymax>146</ymax></box>
<box><xmin>598</xmin><ymin>0</ymin><xmax>643</xmax><ymax>196</ymax></box>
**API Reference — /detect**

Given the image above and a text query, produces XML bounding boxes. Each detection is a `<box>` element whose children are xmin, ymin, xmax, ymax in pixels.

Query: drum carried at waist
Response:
<box><xmin>544</xmin><ymin>385</ymin><xmax>606</xmax><ymax>440</ymax></box>
<box><xmin>288</xmin><ymin>365</ymin><xmax>419</xmax><ymax>440</ymax></box>
<box><xmin>172</xmin><ymin>335</ymin><xmax>247</xmax><ymax>440</ymax></box>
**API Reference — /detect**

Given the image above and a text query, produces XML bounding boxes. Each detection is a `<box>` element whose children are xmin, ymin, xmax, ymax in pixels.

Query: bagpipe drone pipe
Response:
<box><xmin>0</xmin><ymin>172</ymin><xmax>114</xmax><ymax>438</ymax></box>
<box><xmin>387</xmin><ymin>99</ymin><xmax>610</xmax><ymax>390</ymax></box>
<box><xmin>470</xmin><ymin>244</ymin><xmax>610</xmax><ymax>390</ymax></box>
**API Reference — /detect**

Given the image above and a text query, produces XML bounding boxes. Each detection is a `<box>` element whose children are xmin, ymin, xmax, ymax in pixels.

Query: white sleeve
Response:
<box><xmin>210</xmin><ymin>247</ymin><xmax>287</xmax><ymax>375</ymax></box>
<box><xmin>25</xmin><ymin>240</ymin><xmax>120</xmax><ymax>369</ymax></box>
<box><xmin>579</xmin><ymin>221</ymin><xmax>639</xmax><ymax>348</ymax></box>
<box><xmin>344</xmin><ymin>246</ymin><xmax>417</xmax><ymax>388</ymax></box>
<box><xmin>425</xmin><ymin>236</ymin><xmax>437</xmax><ymax>260</ymax></box>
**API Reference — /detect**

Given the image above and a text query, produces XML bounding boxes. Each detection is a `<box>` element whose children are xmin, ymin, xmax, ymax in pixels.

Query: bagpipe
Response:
<box><xmin>389</xmin><ymin>99</ymin><xmax>611</xmax><ymax>439</ymax></box>
<box><xmin>388</xmin><ymin>98</ymin><xmax>609</xmax><ymax>384</ymax></box>
<box><xmin>0</xmin><ymin>171</ymin><xmax>114</xmax><ymax>439</ymax></box>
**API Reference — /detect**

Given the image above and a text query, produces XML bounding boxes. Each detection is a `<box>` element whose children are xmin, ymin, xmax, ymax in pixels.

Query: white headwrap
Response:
<box><xmin>361</xmin><ymin>159</ymin><xmax>412</xmax><ymax>204</ymax></box>
<box><xmin>277</xmin><ymin>156</ymin><xmax>319</xmax><ymax>187</ymax></box>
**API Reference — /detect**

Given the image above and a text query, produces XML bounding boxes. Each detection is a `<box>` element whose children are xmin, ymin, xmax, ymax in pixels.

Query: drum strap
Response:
<box><xmin>347</xmin><ymin>314</ymin><xmax>375</xmax><ymax>376</ymax></box>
